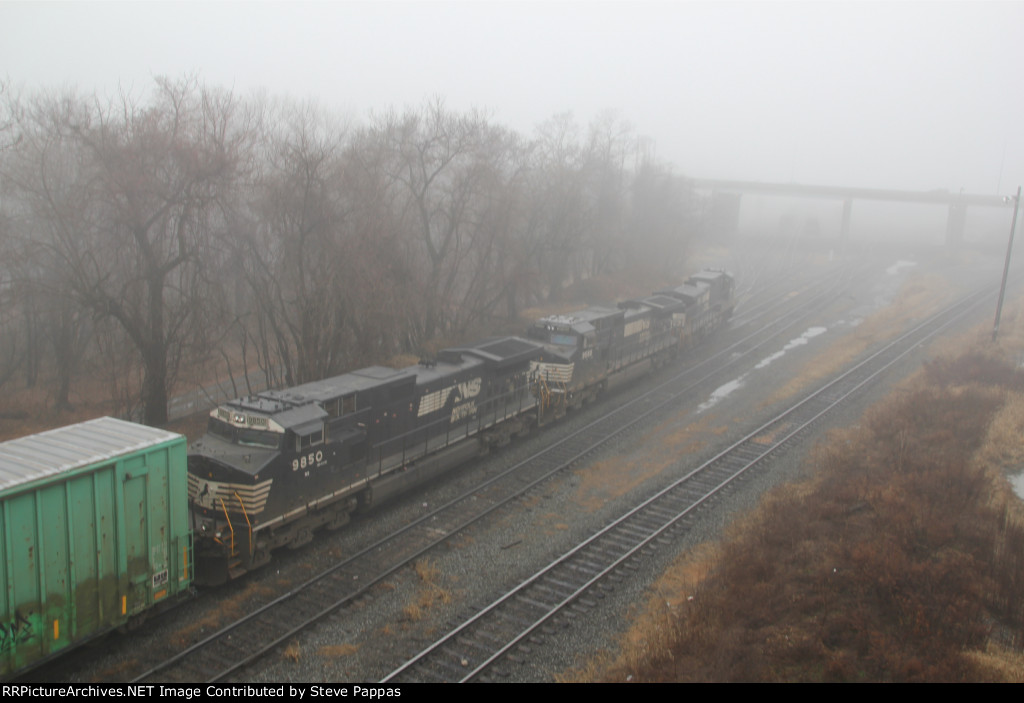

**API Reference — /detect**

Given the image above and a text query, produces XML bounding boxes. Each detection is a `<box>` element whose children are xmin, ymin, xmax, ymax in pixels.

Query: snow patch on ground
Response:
<box><xmin>886</xmin><ymin>260</ymin><xmax>918</xmax><ymax>275</ymax></box>
<box><xmin>1010</xmin><ymin>472</ymin><xmax>1024</xmax><ymax>502</ymax></box>
<box><xmin>754</xmin><ymin>327</ymin><xmax>828</xmax><ymax>370</ymax></box>
<box><xmin>698</xmin><ymin>377</ymin><xmax>746</xmax><ymax>413</ymax></box>
<box><xmin>699</xmin><ymin>327</ymin><xmax>828</xmax><ymax>412</ymax></box>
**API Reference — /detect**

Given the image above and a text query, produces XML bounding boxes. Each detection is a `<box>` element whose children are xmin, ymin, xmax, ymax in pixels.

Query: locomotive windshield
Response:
<box><xmin>208</xmin><ymin>417</ymin><xmax>281</xmax><ymax>449</ymax></box>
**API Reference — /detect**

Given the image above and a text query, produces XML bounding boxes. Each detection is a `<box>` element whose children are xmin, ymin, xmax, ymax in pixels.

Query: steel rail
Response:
<box><xmin>382</xmin><ymin>289</ymin><xmax>991</xmax><ymax>683</ymax></box>
<box><xmin>128</xmin><ymin>267</ymin><xmax>850</xmax><ymax>683</ymax></box>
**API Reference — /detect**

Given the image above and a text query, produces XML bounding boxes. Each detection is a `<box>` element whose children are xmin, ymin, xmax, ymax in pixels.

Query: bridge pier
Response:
<box><xmin>945</xmin><ymin>201</ymin><xmax>967</xmax><ymax>247</ymax></box>
<box><xmin>840</xmin><ymin>198</ymin><xmax>852</xmax><ymax>247</ymax></box>
<box><xmin>692</xmin><ymin>179</ymin><xmax>1012</xmax><ymax>248</ymax></box>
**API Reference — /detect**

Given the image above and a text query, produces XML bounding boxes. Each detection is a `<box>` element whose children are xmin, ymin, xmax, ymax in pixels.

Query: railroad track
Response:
<box><xmin>381</xmin><ymin>288</ymin><xmax>993</xmax><ymax>683</ymax></box>
<box><xmin>117</xmin><ymin>265</ymin><xmax>854</xmax><ymax>683</ymax></box>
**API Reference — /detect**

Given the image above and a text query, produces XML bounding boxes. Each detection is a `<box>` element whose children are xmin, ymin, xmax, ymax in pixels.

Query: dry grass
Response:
<box><xmin>965</xmin><ymin>643</ymin><xmax>1024</xmax><ymax>683</ymax></box>
<box><xmin>319</xmin><ymin>643</ymin><xmax>360</xmax><ymax>658</ymax></box>
<box><xmin>572</xmin><ymin>416</ymin><xmax>712</xmax><ymax>511</ymax></box>
<box><xmin>975</xmin><ymin>391</ymin><xmax>1024</xmax><ymax>474</ymax></box>
<box><xmin>562</xmin><ymin>542</ymin><xmax>721</xmax><ymax>682</ymax></box>
<box><xmin>402</xmin><ymin>603</ymin><xmax>424</xmax><ymax>622</ymax></box>
<box><xmin>570</xmin><ymin>325</ymin><xmax>1024</xmax><ymax>681</ymax></box>
<box><xmin>283</xmin><ymin>641</ymin><xmax>301</xmax><ymax>663</ymax></box>
<box><xmin>414</xmin><ymin>559</ymin><xmax>440</xmax><ymax>583</ymax></box>
<box><xmin>403</xmin><ymin>559</ymin><xmax>452</xmax><ymax>622</ymax></box>
<box><xmin>168</xmin><ymin>580</ymin><xmax>278</xmax><ymax>644</ymax></box>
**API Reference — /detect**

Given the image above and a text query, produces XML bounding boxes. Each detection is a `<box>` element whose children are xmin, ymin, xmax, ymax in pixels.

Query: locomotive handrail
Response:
<box><xmin>217</xmin><ymin>497</ymin><xmax>235</xmax><ymax>557</ymax></box>
<box><xmin>233</xmin><ymin>491</ymin><xmax>253</xmax><ymax>558</ymax></box>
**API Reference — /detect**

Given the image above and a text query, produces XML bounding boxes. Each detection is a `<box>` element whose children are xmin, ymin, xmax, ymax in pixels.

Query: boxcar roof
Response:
<box><xmin>0</xmin><ymin>417</ymin><xmax>181</xmax><ymax>494</ymax></box>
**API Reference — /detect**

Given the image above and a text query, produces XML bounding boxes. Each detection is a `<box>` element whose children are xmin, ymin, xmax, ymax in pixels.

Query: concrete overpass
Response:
<box><xmin>692</xmin><ymin>179</ymin><xmax>1014</xmax><ymax>245</ymax></box>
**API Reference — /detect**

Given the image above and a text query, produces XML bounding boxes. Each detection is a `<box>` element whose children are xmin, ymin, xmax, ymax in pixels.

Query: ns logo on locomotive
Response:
<box><xmin>187</xmin><ymin>268</ymin><xmax>733</xmax><ymax>584</ymax></box>
<box><xmin>0</xmin><ymin>269</ymin><xmax>732</xmax><ymax>678</ymax></box>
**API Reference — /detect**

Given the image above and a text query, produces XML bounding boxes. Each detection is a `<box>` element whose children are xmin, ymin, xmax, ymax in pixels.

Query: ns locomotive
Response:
<box><xmin>0</xmin><ymin>269</ymin><xmax>733</xmax><ymax>677</ymax></box>
<box><xmin>188</xmin><ymin>269</ymin><xmax>734</xmax><ymax>584</ymax></box>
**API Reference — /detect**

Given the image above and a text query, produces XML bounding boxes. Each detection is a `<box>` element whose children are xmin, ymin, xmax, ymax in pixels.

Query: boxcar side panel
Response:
<box><xmin>40</xmin><ymin>481</ymin><xmax>70</xmax><ymax>659</ymax></box>
<box><xmin>1</xmin><ymin>491</ymin><xmax>40</xmax><ymax>668</ymax></box>
<box><xmin>0</xmin><ymin>426</ymin><xmax>190</xmax><ymax>679</ymax></box>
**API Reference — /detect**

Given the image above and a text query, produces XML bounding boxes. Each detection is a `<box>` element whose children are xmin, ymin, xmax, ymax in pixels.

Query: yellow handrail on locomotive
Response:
<box><xmin>538</xmin><ymin>375</ymin><xmax>551</xmax><ymax>409</ymax></box>
<box><xmin>233</xmin><ymin>490</ymin><xmax>254</xmax><ymax>559</ymax></box>
<box><xmin>217</xmin><ymin>496</ymin><xmax>236</xmax><ymax>557</ymax></box>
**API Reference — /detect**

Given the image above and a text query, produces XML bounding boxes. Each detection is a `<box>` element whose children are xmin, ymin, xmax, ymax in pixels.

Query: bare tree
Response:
<box><xmin>369</xmin><ymin>99</ymin><xmax>508</xmax><ymax>344</ymax></box>
<box><xmin>4</xmin><ymin>78</ymin><xmax>248</xmax><ymax>424</ymax></box>
<box><xmin>236</xmin><ymin>100</ymin><xmax>354</xmax><ymax>385</ymax></box>
<box><xmin>577</xmin><ymin>111</ymin><xmax>633</xmax><ymax>278</ymax></box>
<box><xmin>525</xmin><ymin>113</ymin><xmax>590</xmax><ymax>302</ymax></box>
<box><xmin>0</xmin><ymin>210</ymin><xmax>27</xmax><ymax>394</ymax></box>
<box><xmin>628</xmin><ymin>156</ymin><xmax>696</xmax><ymax>275</ymax></box>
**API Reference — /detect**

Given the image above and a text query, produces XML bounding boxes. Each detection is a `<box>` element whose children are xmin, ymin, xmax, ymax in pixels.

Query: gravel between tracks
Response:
<box><xmin>45</xmin><ymin>247</ymin><xmax>1004</xmax><ymax>684</ymax></box>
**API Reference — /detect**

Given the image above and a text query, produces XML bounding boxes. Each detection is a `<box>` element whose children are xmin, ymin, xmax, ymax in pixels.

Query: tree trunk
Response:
<box><xmin>142</xmin><ymin>273</ymin><xmax>169</xmax><ymax>426</ymax></box>
<box><xmin>142</xmin><ymin>342</ymin><xmax>169</xmax><ymax>425</ymax></box>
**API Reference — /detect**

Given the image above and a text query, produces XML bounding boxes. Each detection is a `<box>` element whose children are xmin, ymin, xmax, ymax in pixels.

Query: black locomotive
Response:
<box><xmin>188</xmin><ymin>270</ymin><xmax>735</xmax><ymax>584</ymax></box>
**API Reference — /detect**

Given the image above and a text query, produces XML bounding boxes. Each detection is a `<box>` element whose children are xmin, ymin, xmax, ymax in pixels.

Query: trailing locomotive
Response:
<box><xmin>188</xmin><ymin>269</ymin><xmax>734</xmax><ymax>584</ymax></box>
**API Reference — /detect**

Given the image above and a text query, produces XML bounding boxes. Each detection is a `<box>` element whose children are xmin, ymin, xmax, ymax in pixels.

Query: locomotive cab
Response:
<box><xmin>188</xmin><ymin>371</ymin><xmax>410</xmax><ymax>584</ymax></box>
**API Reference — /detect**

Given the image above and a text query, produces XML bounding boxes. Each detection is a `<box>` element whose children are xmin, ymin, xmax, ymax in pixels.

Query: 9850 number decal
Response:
<box><xmin>292</xmin><ymin>450</ymin><xmax>325</xmax><ymax>471</ymax></box>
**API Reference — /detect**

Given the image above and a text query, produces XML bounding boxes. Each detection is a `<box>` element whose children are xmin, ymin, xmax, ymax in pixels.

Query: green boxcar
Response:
<box><xmin>0</xmin><ymin>417</ymin><xmax>192</xmax><ymax>678</ymax></box>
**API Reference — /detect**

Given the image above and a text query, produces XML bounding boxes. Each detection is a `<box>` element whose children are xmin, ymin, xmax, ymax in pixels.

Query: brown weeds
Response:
<box><xmin>403</xmin><ymin>559</ymin><xmax>451</xmax><ymax>622</ymax></box>
<box><xmin>576</xmin><ymin>347</ymin><xmax>1024</xmax><ymax>682</ymax></box>
<box><xmin>319</xmin><ymin>643</ymin><xmax>360</xmax><ymax>658</ymax></box>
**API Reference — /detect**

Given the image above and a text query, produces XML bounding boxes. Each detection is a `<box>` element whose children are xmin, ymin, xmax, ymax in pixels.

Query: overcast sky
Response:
<box><xmin>3</xmin><ymin>1</ymin><xmax>1023</xmax><ymax>195</ymax></box>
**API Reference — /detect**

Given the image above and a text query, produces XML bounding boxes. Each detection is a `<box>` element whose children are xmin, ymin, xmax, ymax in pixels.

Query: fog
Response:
<box><xmin>734</xmin><ymin>195</ymin><xmax>1014</xmax><ymax>246</ymax></box>
<box><xmin>3</xmin><ymin>1</ymin><xmax>1023</xmax><ymax>196</ymax></box>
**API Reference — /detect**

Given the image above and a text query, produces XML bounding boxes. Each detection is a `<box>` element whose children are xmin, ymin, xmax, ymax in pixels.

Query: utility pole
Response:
<box><xmin>993</xmin><ymin>185</ymin><xmax>1021</xmax><ymax>342</ymax></box>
